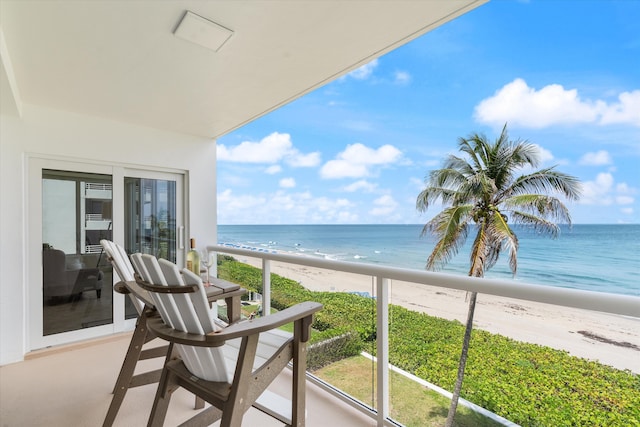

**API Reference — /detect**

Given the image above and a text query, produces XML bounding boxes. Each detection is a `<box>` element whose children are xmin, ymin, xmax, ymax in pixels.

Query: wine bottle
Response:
<box><xmin>186</xmin><ymin>238</ymin><xmax>201</xmax><ymax>276</ymax></box>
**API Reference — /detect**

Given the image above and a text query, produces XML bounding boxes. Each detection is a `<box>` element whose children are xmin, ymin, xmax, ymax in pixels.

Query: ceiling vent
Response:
<box><xmin>174</xmin><ymin>11</ymin><xmax>233</xmax><ymax>52</ymax></box>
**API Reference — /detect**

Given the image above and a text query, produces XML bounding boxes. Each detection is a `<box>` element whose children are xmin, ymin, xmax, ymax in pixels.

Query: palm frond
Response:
<box><xmin>443</xmin><ymin>156</ymin><xmax>477</xmax><ymax>178</ymax></box>
<box><xmin>457</xmin><ymin>137</ymin><xmax>485</xmax><ymax>172</ymax></box>
<box><xmin>489</xmin><ymin>210</ymin><xmax>518</xmax><ymax>275</ymax></box>
<box><xmin>508</xmin><ymin>211</ymin><xmax>561</xmax><ymax>237</ymax></box>
<box><xmin>416</xmin><ymin>186</ymin><xmax>458</xmax><ymax>212</ymax></box>
<box><xmin>508</xmin><ymin>168</ymin><xmax>582</xmax><ymax>201</ymax></box>
<box><xmin>422</xmin><ymin>205</ymin><xmax>472</xmax><ymax>271</ymax></box>
<box><xmin>509</xmin><ymin>141</ymin><xmax>540</xmax><ymax>167</ymax></box>
<box><xmin>454</xmin><ymin>173</ymin><xmax>491</xmax><ymax>206</ymax></box>
<box><xmin>502</xmin><ymin>194</ymin><xmax>573</xmax><ymax>226</ymax></box>
<box><xmin>492</xmin><ymin>141</ymin><xmax>539</xmax><ymax>190</ymax></box>
<box><xmin>431</xmin><ymin>167</ymin><xmax>468</xmax><ymax>191</ymax></box>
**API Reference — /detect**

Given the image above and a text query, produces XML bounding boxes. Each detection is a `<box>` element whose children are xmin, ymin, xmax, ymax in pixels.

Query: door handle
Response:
<box><xmin>178</xmin><ymin>226</ymin><xmax>185</xmax><ymax>249</ymax></box>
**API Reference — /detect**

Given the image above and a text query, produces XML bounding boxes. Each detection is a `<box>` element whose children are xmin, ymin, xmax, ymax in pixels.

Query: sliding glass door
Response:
<box><xmin>41</xmin><ymin>170</ymin><xmax>113</xmax><ymax>336</ymax></box>
<box><xmin>30</xmin><ymin>158</ymin><xmax>184</xmax><ymax>349</ymax></box>
<box><xmin>122</xmin><ymin>176</ymin><xmax>180</xmax><ymax>319</ymax></box>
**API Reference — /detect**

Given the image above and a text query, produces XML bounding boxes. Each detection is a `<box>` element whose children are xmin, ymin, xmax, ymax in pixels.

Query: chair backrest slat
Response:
<box><xmin>158</xmin><ymin>259</ymin><xmax>204</xmax><ymax>335</ymax></box>
<box><xmin>102</xmin><ymin>240</ymin><xmax>135</xmax><ymax>282</ymax></box>
<box><xmin>180</xmin><ymin>268</ymin><xmax>219</xmax><ymax>334</ymax></box>
<box><xmin>136</xmin><ymin>254</ymin><xmax>229</xmax><ymax>382</ymax></box>
<box><xmin>129</xmin><ymin>253</ymin><xmax>172</xmax><ymax>327</ymax></box>
<box><xmin>129</xmin><ymin>253</ymin><xmax>149</xmax><ymax>282</ymax></box>
<box><xmin>100</xmin><ymin>240</ymin><xmax>143</xmax><ymax>314</ymax></box>
<box><xmin>138</xmin><ymin>254</ymin><xmax>185</xmax><ymax>331</ymax></box>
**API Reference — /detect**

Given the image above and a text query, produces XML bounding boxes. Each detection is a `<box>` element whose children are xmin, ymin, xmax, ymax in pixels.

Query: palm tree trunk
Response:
<box><xmin>445</xmin><ymin>291</ymin><xmax>478</xmax><ymax>427</ymax></box>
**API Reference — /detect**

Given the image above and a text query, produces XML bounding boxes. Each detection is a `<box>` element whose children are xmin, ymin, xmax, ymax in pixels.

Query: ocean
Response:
<box><xmin>217</xmin><ymin>224</ymin><xmax>640</xmax><ymax>297</ymax></box>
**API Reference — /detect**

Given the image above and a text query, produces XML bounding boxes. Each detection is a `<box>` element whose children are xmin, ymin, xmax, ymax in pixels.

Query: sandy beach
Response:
<box><xmin>235</xmin><ymin>255</ymin><xmax>640</xmax><ymax>373</ymax></box>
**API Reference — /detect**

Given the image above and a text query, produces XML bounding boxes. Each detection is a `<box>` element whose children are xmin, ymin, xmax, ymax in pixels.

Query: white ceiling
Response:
<box><xmin>0</xmin><ymin>0</ymin><xmax>485</xmax><ymax>139</ymax></box>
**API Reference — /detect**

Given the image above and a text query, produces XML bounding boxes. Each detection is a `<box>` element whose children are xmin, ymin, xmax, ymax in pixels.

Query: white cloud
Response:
<box><xmin>616</xmin><ymin>195</ymin><xmax>634</xmax><ymax>205</ymax></box>
<box><xmin>343</xmin><ymin>180</ymin><xmax>377</xmax><ymax>193</ymax></box>
<box><xmin>600</xmin><ymin>91</ymin><xmax>640</xmax><ymax>126</ymax></box>
<box><xmin>217</xmin><ymin>132</ymin><xmax>320</xmax><ymax>167</ymax></box>
<box><xmin>265</xmin><ymin>165</ymin><xmax>282</xmax><ymax>174</ymax></box>
<box><xmin>217</xmin><ymin>189</ymin><xmax>359</xmax><ymax>224</ymax></box>
<box><xmin>321</xmin><ymin>162</ymin><xmax>369</xmax><ymax>179</ymax></box>
<box><xmin>217</xmin><ymin>132</ymin><xmax>292</xmax><ymax>163</ymax></box>
<box><xmin>288</xmin><ymin>151</ymin><xmax>321</xmax><ymax>167</ymax></box>
<box><xmin>580</xmin><ymin>173</ymin><xmax>615</xmax><ymax>205</ymax></box>
<box><xmin>218</xmin><ymin>189</ymin><xmax>266</xmax><ymax>212</ymax></box>
<box><xmin>279</xmin><ymin>178</ymin><xmax>296</xmax><ymax>188</ymax></box>
<box><xmin>579</xmin><ymin>150</ymin><xmax>612</xmax><ymax>166</ymax></box>
<box><xmin>621</xmin><ymin>207</ymin><xmax>634</xmax><ymax>215</ymax></box>
<box><xmin>394</xmin><ymin>71</ymin><xmax>412</xmax><ymax>85</ymax></box>
<box><xmin>370</xmin><ymin>195</ymin><xmax>398</xmax><ymax>216</ymax></box>
<box><xmin>532</xmin><ymin>144</ymin><xmax>555</xmax><ymax>163</ymax></box>
<box><xmin>345</xmin><ymin>59</ymin><xmax>379</xmax><ymax>80</ymax></box>
<box><xmin>320</xmin><ymin>143</ymin><xmax>403</xmax><ymax>179</ymax></box>
<box><xmin>579</xmin><ymin>172</ymin><xmax>636</xmax><ymax>207</ymax></box>
<box><xmin>474</xmin><ymin>79</ymin><xmax>640</xmax><ymax>128</ymax></box>
<box><xmin>616</xmin><ymin>183</ymin><xmax>636</xmax><ymax>194</ymax></box>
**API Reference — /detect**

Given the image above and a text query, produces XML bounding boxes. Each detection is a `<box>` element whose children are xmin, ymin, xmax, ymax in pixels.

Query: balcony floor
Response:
<box><xmin>0</xmin><ymin>333</ymin><xmax>375</xmax><ymax>426</ymax></box>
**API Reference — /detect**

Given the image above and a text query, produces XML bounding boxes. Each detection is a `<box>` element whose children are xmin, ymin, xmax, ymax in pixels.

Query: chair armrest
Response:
<box><xmin>119</xmin><ymin>280</ymin><xmax>156</xmax><ymax>307</ymax></box>
<box><xmin>147</xmin><ymin>301</ymin><xmax>322</xmax><ymax>347</ymax></box>
<box><xmin>137</xmin><ymin>279</ymin><xmax>200</xmax><ymax>294</ymax></box>
<box><xmin>121</xmin><ymin>278</ymin><xmax>244</xmax><ymax>313</ymax></box>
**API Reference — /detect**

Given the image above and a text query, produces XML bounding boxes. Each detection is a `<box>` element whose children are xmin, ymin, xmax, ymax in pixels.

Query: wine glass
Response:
<box><xmin>201</xmin><ymin>249</ymin><xmax>215</xmax><ymax>284</ymax></box>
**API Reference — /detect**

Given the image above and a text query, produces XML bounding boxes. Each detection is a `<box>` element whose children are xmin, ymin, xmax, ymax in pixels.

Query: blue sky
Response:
<box><xmin>216</xmin><ymin>0</ymin><xmax>639</xmax><ymax>225</ymax></box>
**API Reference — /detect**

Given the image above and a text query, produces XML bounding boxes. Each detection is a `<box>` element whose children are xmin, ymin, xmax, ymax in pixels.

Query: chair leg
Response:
<box><xmin>292</xmin><ymin>316</ymin><xmax>312</xmax><ymax>427</ymax></box>
<box><xmin>147</xmin><ymin>364</ymin><xmax>176</xmax><ymax>427</ymax></box>
<box><xmin>103</xmin><ymin>318</ymin><xmax>152</xmax><ymax>427</ymax></box>
<box><xmin>194</xmin><ymin>396</ymin><xmax>205</xmax><ymax>410</ymax></box>
<box><xmin>221</xmin><ymin>335</ymin><xmax>259</xmax><ymax>427</ymax></box>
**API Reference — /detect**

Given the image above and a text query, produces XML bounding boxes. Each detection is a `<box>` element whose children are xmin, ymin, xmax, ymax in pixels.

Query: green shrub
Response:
<box><xmin>307</xmin><ymin>331</ymin><xmax>363</xmax><ymax>371</ymax></box>
<box><xmin>217</xmin><ymin>258</ymin><xmax>640</xmax><ymax>427</ymax></box>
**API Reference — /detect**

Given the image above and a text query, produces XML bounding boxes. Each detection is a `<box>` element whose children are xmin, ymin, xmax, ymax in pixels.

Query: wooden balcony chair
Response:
<box><xmin>99</xmin><ymin>240</ymin><xmax>245</xmax><ymax>427</ymax></box>
<box><xmin>135</xmin><ymin>253</ymin><xmax>322</xmax><ymax>427</ymax></box>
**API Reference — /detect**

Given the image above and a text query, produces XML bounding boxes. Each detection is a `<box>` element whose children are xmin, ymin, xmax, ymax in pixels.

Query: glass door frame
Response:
<box><xmin>28</xmin><ymin>156</ymin><xmax>185</xmax><ymax>351</ymax></box>
<box><xmin>115</xmin><ymin>167</ymin><xmax>185</xmax><ymax>324</ymax></box>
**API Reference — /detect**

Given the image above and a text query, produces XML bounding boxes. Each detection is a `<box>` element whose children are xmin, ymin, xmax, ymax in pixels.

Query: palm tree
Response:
<box><xmin>416</xmin><ymin>124</ymin><xmax>581</xmax><ymax>427</ymax></box>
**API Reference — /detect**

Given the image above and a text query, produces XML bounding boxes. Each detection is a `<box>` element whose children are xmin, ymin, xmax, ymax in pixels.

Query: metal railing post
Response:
<box><xmin>376</xmin><ymin>276</ymin><xmax>390</xmax><ymax>426</ymax></box>
<box><xmin>262</xmin><ymin>259</ymin><xmax>271</xmax><ymax>316</ymax></box>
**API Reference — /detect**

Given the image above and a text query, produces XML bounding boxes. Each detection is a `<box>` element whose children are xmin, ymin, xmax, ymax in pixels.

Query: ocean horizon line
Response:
<box><xmin>217</xmin><ymin>224</ymin><xmax>639</xmax><ymax>297</ymax></box>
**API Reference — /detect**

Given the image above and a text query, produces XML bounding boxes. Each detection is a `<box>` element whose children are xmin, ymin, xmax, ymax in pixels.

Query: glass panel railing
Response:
<box><xmin>209</xmin><ymin>245</ymin><xmax>640</xmax><ymax>427</ymax></box>
<box><xmin>215</xmin><ymin>255</ymin><xmax>378</xmax><ymax>412</ymax></box>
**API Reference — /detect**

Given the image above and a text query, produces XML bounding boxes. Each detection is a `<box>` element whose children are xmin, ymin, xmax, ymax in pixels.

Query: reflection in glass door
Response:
<box><xmin>123</xmin><ymin>177</ymin><xmax>177</xmax><ymax>319</ymax></box>
<box><xmin>124</xmin><ymin>178</ymin><xmax>177</xmax><ymax>260</ymax></box>
<box><xmin>42</xmin><ymin>170</ymin><xmax>113</xmax><ymax>335</ymax></box>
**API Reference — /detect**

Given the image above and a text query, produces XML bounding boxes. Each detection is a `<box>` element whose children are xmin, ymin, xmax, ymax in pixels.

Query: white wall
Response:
<box><xmin>0</xmin><ymin>104</ymin><xmax>217</xmax><ymax>365</ymax></box>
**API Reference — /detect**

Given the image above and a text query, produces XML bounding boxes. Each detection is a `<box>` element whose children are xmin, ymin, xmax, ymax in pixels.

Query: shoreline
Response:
<box><xmin>231</xmin><ymin>253</ymin><xmax>640</xmax><ymax>373</ymax></box>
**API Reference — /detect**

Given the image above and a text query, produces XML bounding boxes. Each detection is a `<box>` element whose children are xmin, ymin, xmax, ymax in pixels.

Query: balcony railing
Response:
<box><xmin>208</xmin><ymin>244</ymin><xmax>640</xmax><ymax>427</ymax></box>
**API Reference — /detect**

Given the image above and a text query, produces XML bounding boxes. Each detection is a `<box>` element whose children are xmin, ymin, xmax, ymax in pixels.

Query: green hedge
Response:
<box><xmin>307</xmin><ymin>331</ymin><xmax>363</xmax><ymax>371</ymax></box>
<box><xmin>217</xmin><ymin>258</ymin><xmax>640</xmax><ymax>427</ymax></box>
